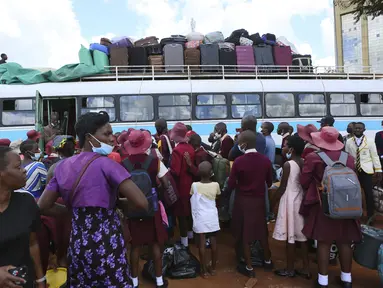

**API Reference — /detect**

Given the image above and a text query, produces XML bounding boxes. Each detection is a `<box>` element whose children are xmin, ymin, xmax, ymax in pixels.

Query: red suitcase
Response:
<box><xmin>273</xmin><ymin>46</ymin><xmax>292</xmax><ymax>71</ymax></box>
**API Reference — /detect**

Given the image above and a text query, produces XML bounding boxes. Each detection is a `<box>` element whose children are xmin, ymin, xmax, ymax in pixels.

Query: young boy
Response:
<box><xmin>225</xmin><ymin>130</ymin><xmax>273</xmax><ymax>278</ymax></box>
<box><xmin>190</xmin><ymin>161</ymin><xmax>220</xmax><ymax>278</ymax></box>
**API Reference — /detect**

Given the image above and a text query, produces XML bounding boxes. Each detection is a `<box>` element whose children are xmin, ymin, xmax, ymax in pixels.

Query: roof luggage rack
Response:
<box><xmin>80</xmin><ymin>65</ymin><xmax>383</xmax><ymax>82</ymax></box>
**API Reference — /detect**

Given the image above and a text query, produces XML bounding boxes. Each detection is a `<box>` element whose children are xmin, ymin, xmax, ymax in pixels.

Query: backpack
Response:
<box><xmin>203</xmin><ymin>149</ymin><xmax>230</xmax><ymax>190</ymax></box>
<box><xmin>317</xmin><ymin>151</ymin><xmax>363</xmax><ymax>220</ymax></box>
<box><xmin>122</xmin><ymin>156</ymin><xmax>158</xmax><ymax>218</ymax></box>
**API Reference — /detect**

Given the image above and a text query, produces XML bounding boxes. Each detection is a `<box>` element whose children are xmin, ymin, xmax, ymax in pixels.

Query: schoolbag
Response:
<box><xmin>203</xmin><ymin>149</ymin><xmax>230</xmax><ymax>190</ymax></box>
<box><xmin>122</xmin><ymin>156</ymin><xmax>158</xmax><ymax>218</ymax></box>
<box><xmin>317</xmin><ymin>151</ymin><xmax>363</xmax><ymax>220</ymax></box>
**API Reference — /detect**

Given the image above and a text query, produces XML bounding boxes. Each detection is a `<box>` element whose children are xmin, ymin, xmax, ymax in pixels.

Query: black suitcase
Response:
<box><xmin>160</xmin><ymin>35</ymin><xmax>187</xmax><ymax>47</ymax></box>
<box><xmin>200</xmin><ymin>44</ymin><xmax>219</xmax><ymax>72</ymax></box>
<box><xmin>146</xmin><ymin>44</ymin><xmax>162</xmax><ymax>55</ymax></box>
<box><xmin>219</xmin><ymin>48</ymin><xmax>237</xmax><ymax>72</ymax></box>
<box><xmin>128</xmin><ymin>47</ymin><xmax>148</xmax><ymax>73</ymax></box>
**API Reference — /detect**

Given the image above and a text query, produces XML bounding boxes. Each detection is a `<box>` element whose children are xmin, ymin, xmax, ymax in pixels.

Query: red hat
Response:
<box><xmin>117</xmin><ymin>128</ymin><xmax>134</xmax><ymax>145</ymax></box>
<box><xmin>311</xmin><ymin>127</ymin><xmax>344</xmax><ymax>151</ymax></box>
<box><xmin>0</xmin><ymin>138</ymin><xmax>11</xmax><ymax>147</ymax></box>
<box><xmin>297</xmin><ymin>124</ymin><xmax>318</xmax><ymax>144</ymax></box>
<box><xmin>27</xmin><ymin>130</ymin><xmax>41</xmax><ymax>141</ymax></box>
<box><xmin>124</xmin><ymin>129</ymin><xmax>152</xmax><ymax>155</ymax></box>
<box><xmin>170</xmin><ymin>122</ymin><xmax>188</xmax><ymax>143</ymax></box>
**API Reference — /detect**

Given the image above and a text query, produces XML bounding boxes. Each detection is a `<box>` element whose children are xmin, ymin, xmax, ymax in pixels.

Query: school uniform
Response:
<box><xmin>300</xmin><ymin>151</ymin><xmax>362</xmax><ymax>243</ymax></box>
<box><xmin>189</xmin><ymin>147</ymin><xmax>213</xmax><ymax>181</ymax></box>
<box><xmin>301</xmin><ymin>143</ymin><xmax>319</xmax><ymax>160</ymax></box>
<box><xmin>127</xmin><ymin>154</ymin><xmax>168</xmax><ymax>246</ymax></box>
<box><xmin>219</xmin><ymin>134</ymin><xmax>234</xmax><ymax>159</ymax></box>
<box><xmin>170</xmin><ymin>143</ymin><xmax>195</xmax><ymax>217</ymax></box>
<box><xmin>158</xmin><ymin>133</ymin><xmax>174</xmax><ymax>168</ymax></box>
<box><xmin>227</xmin><ymin>149</ymin><xmax>273</xmax><ymax>243</ymax></box>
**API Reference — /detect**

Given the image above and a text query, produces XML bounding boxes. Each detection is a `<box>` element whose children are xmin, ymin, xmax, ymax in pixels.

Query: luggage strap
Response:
<box><xmin>317</xmin><ymin>151</ymin><xmax>347</xmax><ymax>167</ymax></box>
<box><xmin>124</xmin><ymin>155</ymin><xmax>153</xmax><ymax>172</ymax></box>
<box><xmin>163</xmin><ymin>135</ymin><xmax>173</xmax><ymax>154</ymax></box>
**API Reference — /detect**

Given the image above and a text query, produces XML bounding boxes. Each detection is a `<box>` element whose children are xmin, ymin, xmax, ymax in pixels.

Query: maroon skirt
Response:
<box><xmin>173</xmin><ymin>195</ymin><xmax>191</xmax><ymax>217</ymax></box>
<box><xmin>231</xmin><ymin>194</ymin><xmax>268</xmax><ymax>244</ymax></box>
<box><xmin>302</xmin><ymin>203</ymin><xmax>362</xmax><ymax>244</ymax></box>
<box><xmin>128</xmin><ymin>209</ymin><xmax>168</xmax><ymax>246</ymax></box>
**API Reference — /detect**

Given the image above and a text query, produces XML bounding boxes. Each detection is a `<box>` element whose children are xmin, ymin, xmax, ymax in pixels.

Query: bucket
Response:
<box><xmin>353</xmin><ymin>225</ymin><xmax>383</xmax><ymax>270</ymax></box>
<box><xmin>46</xmin><ymin>268</ymin><xmax>67</xmax><ymax>288</ymax></box>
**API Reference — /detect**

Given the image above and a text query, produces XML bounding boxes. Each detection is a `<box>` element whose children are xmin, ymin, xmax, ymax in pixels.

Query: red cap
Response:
<box><xmin>0</xmin><ymin>139</ymin><xmax>11</xmax><ymax>147</ymax></box>
<box><xmin>27</xmin><ymin>130</ymin><xmax>41</xmax><ymax>141</ymax></box>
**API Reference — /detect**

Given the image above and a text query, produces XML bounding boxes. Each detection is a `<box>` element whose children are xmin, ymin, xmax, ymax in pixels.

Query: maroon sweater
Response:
<box><xmin>228</xmin><ymin>152</ymin><xmax>272</xmax><ymax>197</ymax></box>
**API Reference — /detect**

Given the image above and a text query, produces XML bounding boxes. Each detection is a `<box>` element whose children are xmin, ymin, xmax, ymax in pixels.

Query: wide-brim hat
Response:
<box><xmin>27</xmin><ymin>130</ymin><xmax>41</xmax><ymax>141</ymax></box>
<box><xmin>310</xmin><ymin>126</ymin><xmax>344</xmax><ymax>151</ymax></box>
<box><xmin>124</xmin><ymin>129</ymin><xmax>152</xmax><ymax>155</ymax></box>
<box><xmin>169</xmin><ymin>122</ymin><xmax>188</xmax><ymax>143</ymax></box>
<box><xmin>297</xmin><ymin>124</ymin><xmax>318</xmax><ymax>144</ymax></box>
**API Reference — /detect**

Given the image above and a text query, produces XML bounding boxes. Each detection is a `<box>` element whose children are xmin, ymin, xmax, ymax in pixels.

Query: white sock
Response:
<box><xmin>341</xmin><ymin>271</ymin><xmax>352</xmax><ymax>283</ymax></box>
<box><xmin>156</xmin><ymin>276</ymin><xmax>164</xmax><ymax>286</ymax></box>
<box><xmin>131</xmin><ymin>277</ymin><xmax>138</xmax><ymax>287</ymax></box>
<box><xmin>187</xmin><ymin>231</ymin><xmax>194</xmax><ymax>239</ymax></box>
<box><xmin>246</xmin><ymin>265</ymin><xmax>253</xmax><ymax>271</ymax></box>
<box><xmin>181</xmin><ymin>236</ymin><xmax>188</xmax><ymax>247</ymax></box>
<box><xmin>318</xmin><ymin>273</ymin><xmax>328</xmax><ymax>286</ymax></box>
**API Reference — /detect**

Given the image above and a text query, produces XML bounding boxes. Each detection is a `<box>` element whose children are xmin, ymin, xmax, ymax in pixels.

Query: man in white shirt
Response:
<box><xmin>345</xmin><ymin>122</ymin><xmax>382</xmax><ymax>220</ymax></box>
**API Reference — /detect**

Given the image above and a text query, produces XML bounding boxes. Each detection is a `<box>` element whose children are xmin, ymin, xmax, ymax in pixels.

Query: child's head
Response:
<box><xmin>238</xmin><ymin>130</ymin><xmax>256</xmax><ymax>151</ymax></box>
<box><xmin>198</xmin><ymin>161</ymin><xmax>213</xmax><ymax>180</ymax></box>
<box><xmin>283</xmin><ymin>134</ymin><xmax>305</xmax><ymax>159</ymax></box>
<box><xmin>189</xmin><ymin>133</ymin><xmax>201</xmax><ymax>150</ymax></box>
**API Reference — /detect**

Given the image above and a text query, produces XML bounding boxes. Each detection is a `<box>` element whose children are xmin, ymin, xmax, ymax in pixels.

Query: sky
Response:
<box><xmin>1</xmin><ymin>0</ymin><xmax>336</xmax><ymax>69</ymax></box>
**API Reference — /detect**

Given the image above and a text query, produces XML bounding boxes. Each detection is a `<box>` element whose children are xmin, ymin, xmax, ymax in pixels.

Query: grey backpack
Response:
<box><xmin>317</xmin><ymin>151</ymin><xmax>363</xmax><ymax>220</ymax></box>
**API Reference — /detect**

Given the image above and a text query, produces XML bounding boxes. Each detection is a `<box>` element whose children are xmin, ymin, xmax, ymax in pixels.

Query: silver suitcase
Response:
<box><xmin>164</xmin><ymin>43</ymin><xmax>184</xmax><ymax>72</ymax></box>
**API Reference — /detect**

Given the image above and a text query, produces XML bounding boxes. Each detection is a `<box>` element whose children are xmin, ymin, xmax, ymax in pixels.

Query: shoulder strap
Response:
<box><xmin>69</xmin><ymin>154</ymin><xmax>101</xmax><ymax>207</ymax></box>
<box><xmin>339</xmin><ymin>151</ymin><xmax>348</xmax><ymax>166</ymax></box>
<box><xmin>163</xmin><ymin>135</ymin><xmax>173</xmax><ymax>154</ymax></box>
<box><xmin>122</xmin><ymin>158</ymin><xmax>134</xmax><ymax>172</ymax></box>
<box><xmin>317</xmin><ymin>151</ymin><xmax>335</xmax><ymax>167</ymax></box>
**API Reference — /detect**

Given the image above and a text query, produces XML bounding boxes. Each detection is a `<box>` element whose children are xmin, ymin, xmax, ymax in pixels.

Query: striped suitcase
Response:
<box><xmin>184</xmin><ymin>48</ymin><xmax>200</xmax><ymax>73</ymax></box>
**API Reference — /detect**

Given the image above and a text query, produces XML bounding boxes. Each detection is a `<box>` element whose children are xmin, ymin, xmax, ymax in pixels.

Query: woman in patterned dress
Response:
<box><xmin>38</xmin><ymin>112</ymin><xmax>148</xmax><ymax>288</ymax></box>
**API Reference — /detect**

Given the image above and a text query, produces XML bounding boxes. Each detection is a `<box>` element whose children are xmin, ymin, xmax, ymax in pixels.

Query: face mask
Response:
<box><xmin>214</xmin><ymin>133</ymin><xmax>221</xmax><ymax>140</ymax></box>
<box><xmin>238</xmin><ymin>144</ymin><xmax>246</xmax><ymax>154</ymax></box>
<box><xmin>89</xmin><ymin>134</ymin><xmax>113</xmax><ymax>156</ymax></box>
<box><xmin>286</xmin><ymin>149</ymin><xmax>292</xmax><ymax>160</ymax></box>
<box><xmin>346</xmin><ymin>127</ymin><xmax>353</xmax><ymax>134</ymax></box>
<box><xmin>31</xmin><ymin>152</ymin><xmax>41</xmax><ymax>161</ymax></box>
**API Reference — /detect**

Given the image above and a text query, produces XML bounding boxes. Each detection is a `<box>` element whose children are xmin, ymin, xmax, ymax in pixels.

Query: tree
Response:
<box><xmin>334</xmin><ymin>0</ymin><xmax>383</xmax><ymax>22</ymax></box>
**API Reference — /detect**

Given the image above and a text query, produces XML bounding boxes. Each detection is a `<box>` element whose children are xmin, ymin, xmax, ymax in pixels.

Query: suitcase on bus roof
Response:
<box><xmin>148</xmin><ymin>55</ymin><xmax>164</xmax><ymax>72</ymax></box>
<box><xmin>184</xmin><ymin>48</ymin><xmax>200</xmax><ymax>73</ymax></box>
<box><xmin>128</xmin><ymin>47</ymin><xmax>148</xmax><ymax>73</ymax></box>
<box><xmin>236</xmin><ymin>46</ymin><xmax>255</xmax><ymax>72</ymax></box>
<box><xmin>254</xmin><ymin>45</ymin><xmax>274</xmax><ymax>73</ymax></box>
<box><xmin>146</xmin><ymin>44</ymin><xmax>162</xmax><ymax>55</ymax></box>
<box><xmin>164</xmin><ymin>43</ymin><xmax>184</xmax><ymax>72</ymax></box>
<box><xmin>200</xmin><ymin>44</ymin><xmax>219</xmax><ymax>72</ymax></box>
<box><xmin>134</xmin><ymin>36</ymin><xmax>158</xmax><ymax>47</ymax></box>
<box><xmin>109</xmin><ymin>47</ymin><xmax>129</xmax><ymax>73</ymax></box>
<box><xmin>219</xmin><ymin>48</ymin><xmax>237</xmax><ymax>72</ymax></box>
<box><xmin>273</xmin><ymin>45</ymin><xmax>292</xmax><ymax>71</ymax></box>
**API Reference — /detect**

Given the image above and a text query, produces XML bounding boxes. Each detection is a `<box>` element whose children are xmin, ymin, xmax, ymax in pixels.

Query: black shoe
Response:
<box><xmin>274</xmin><ymin>269</ymin><xmax>295</xmax><ymax>278</ymax></box>
<box><xmin>237</xmin><ymin>263</ymin><xmax>256</xmax><ymax>278</ymax></box>
<box><xmin>295</xmin><ymin>269</ymin><xmax>312</xmax><ymax>280</ymax></box>
<box><xmin>314</xmin><ymin>281</ymin><xmax>328</xmax><ymax>288</ymax></box>
<box><xmin>263</xmin><ymin>260</ymin><xmax>274</xmax><ymax>271</ymax></box>
<box><xmin>156</xmin><ymin>279</ymin><xmax>168</xmax><ymax>288</ymax></box>
<box><xmin>339</xmin><ymin>278</ymin><xmax>352</xmax><ymax>288</ymax></box>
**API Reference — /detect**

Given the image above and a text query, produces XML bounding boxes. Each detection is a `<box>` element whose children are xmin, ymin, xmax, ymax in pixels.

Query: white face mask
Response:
<box><xmin>31</xmin><ymin>152</ymin><xmax>41</xmax><ymax>161</ymax></box>
<box><xmin>89</xmin><ymin>134</ymin><xmax>113</xmax><ymax>156</ymax></box>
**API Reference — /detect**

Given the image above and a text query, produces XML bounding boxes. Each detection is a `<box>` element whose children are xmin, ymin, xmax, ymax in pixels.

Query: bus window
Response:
<box><xmin>231</xmin><ymin>94</ymin><xmax>262</xmax><ymax>118</ymax></box>
<box><xmin>196</xmin><ymin>94</ymin><xmax>227</xmax><ymax>119</ymax></box>
<box><xmin>360</xmin><ymin>93</ymin><xmax>383</xmax><ymax>116</ymax></box>
<box><xmin>81</xmin><ymin>96</ymin><xmax>116</xmax><ymax>121</ymax></box>
<box><xmin>158</xmin><ymin>95</ymin><xmax>191</xmax><ymax>120</ymax></box>
<box><xmin>329</xmin><ymin>94</ymin><xmax>356</xmax><ymax>116</ymax></box>
<box><xmin>265</xmin><ymin>93</ymin><xmax>295</xmax><ymax>118</ymax></box>
<box><xmin>2</xmin><ymin>99</ymin><xmax>35</xmax><ymax>126</ymax></box>
<box><xmin>298</xmin><ymin>94</ymin><xmax>326</xmax><ymax>117</ymax></box>
<box><xmin>120</xmin><ymin>96</ymin><xmax>154</xmax><ymax>121</ymax></box>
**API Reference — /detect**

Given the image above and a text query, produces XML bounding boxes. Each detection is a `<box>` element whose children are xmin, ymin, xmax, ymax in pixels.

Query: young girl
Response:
<box><xmin>273</xmin><ymin>134</ymin><xmax>311</xmax><ymax>279</ymax></box>
<box><xmin>190</xmin><ymin>161</ymin><xmax>220</xmax><ymax>278</ymax></box>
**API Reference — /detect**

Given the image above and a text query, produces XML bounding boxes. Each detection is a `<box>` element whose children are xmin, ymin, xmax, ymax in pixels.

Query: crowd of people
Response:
<box><xmin>0</xmin><ymin>111</ymin><xmax>382</xmax><ymax>288</ymax></box>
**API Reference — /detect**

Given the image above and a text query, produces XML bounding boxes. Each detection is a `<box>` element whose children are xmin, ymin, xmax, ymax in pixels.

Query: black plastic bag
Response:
<box><xmin>142</xmin><ymin>252</ymin><xmax>173</xmax><ymax>282</ymax></box>
<box><xmin>168</xmin><ymin>252</ymin><xmax>200</xmax><ymax>279</ymax></box>
<box><xmin>173</xmin><ymin>243</ymin><xmax>190</xmax><ymax>266</ymax></box>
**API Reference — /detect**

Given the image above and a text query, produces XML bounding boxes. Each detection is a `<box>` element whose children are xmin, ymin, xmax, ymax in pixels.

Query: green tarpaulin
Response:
<box><xmin>0</xmin><ymin>62</ymin><xmax>105</xmax><ymax>85</ymax></box>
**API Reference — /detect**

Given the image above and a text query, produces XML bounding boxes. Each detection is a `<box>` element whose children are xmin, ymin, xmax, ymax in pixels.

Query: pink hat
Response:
<box><xmin>170</xmin><ymin>122</ymin><xmax>188</xmax><ymax>143</ymax></box>
<box><xmin>117</xmin><ymin>129</ymin><xmax>134</xmax><ymax>145</ymax></box>
<box><xmin>124</xmin><ymin>129</ymin><xmax>152</xmax><ymax>155</ymax></box>
<box><xmin>297</xmin><ymin>124</ymin><xmax>318</xmax><ymax>144</ymax></box>
<box><xmin>310</xmin><ymin>127</ymin><xmax>344</xmax><ymax>151</ymax></box>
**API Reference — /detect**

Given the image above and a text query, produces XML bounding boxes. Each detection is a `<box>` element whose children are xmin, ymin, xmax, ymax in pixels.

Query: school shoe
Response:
<box><xmin>339</xmin><ymin>278</ymin><xmax>352</xmax><ymax>288</ymax></box>
<box><xmin>263</xmin><ymin>260</ymin><xmax>274</xmax><ymax>271</ymax></box>
<box><xmin>313</xmin><ymin>281</ymin><xmax>328</xmax><ymax>288</ymax></box>
<box><xmin>156</xmin><ymin>279</ymin><xmax>169</xmax><ymax>288</ymax></box>
<box><xmin>237</xmin><ymin>263</ymin><xmax>256</xmax><ymax>278</ymax></box>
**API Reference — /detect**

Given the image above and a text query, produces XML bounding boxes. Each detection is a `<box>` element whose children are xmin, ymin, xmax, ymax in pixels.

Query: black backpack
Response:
<box><xmin>122</xmin><ymin>156</ymin><xmax>158</xmax><ymax>218</ymax></box>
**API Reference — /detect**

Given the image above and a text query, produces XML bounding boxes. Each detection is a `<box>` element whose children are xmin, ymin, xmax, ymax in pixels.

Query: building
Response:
<box><xmin>334</xmin><ymin>3</ymin><xmax>383</xmax><ymax>73</ymax></box>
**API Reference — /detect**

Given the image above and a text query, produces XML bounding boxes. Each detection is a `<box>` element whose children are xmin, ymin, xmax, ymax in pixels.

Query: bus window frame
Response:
<box><xmin>297</xmin><ymin>93</ymin><xmax>327</xmax><ymax>117</ymax></box>
<box><xmin>328</xmin><ymin>92</ymin><xmax>358</xmax><ymax>117</ymax></box>
<box><xmin>80</xmin><ymin>95</ymin><xmax>117</xmax><ymax>122</ymax></box>
<box><xmin>157</xmin><ymin>94</ymin><xmax>192</xmax><ymax>121</ymax></box>
<box><xmin>1</xmin><ymin>98</ymin><xmax>36</xmax><ymax>126</ymax></box>
<box><xmin>230</xmin><ymin>93</ymin><xmax>263</xmax><ymax>119</ymax></box>
<box><xmin>120</xmin><ymin>95</ymin><xmax>154</xmax><ymax>122</ymax></box>
<box><xmin>195</xmin><ymin>94</ymin><xmax>228</xmax><ymax>120</ymax></box>
<box><xmin>359</xmin><ymin>93</ymin><xmax>383</xmax><ymax>116</ymax></box>
<box><xmin>264</xmin><ymin>92</ymin><xmax>296</xmax><ymax>118</ymax></box>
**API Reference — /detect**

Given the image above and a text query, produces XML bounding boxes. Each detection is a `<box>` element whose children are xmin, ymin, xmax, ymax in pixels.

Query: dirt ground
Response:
<box><xmin>139</xmin><ymin>220</ymin><xmax>381</xmax><ymax>288</ymax></box>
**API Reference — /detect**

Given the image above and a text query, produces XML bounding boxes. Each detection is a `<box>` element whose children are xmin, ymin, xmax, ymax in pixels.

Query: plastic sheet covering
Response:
<box><xmin>92</xmin><ymin>50</ymin><xmax>109</xmax><ymax>70</ymax></box>
<box><xmin>0</xmin><ymin>62</ymin><xmax>104</xmax><ymax>85</ymax></box>
<box><xmin>276</xmin><ymin>36</ymin><xmax>299</xmax><ymax>54</ymax></box>
<box><xmin>78</xmin><ymin>45</ymin><xmax>94</xmax><ymax>66</ymax></box>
